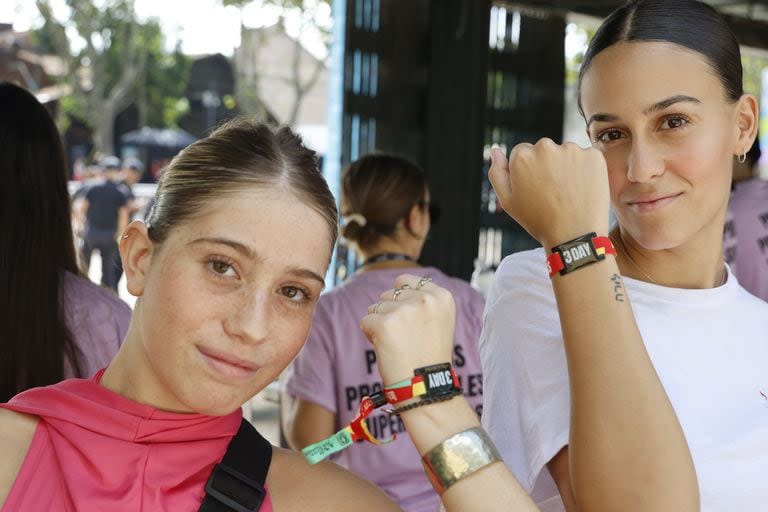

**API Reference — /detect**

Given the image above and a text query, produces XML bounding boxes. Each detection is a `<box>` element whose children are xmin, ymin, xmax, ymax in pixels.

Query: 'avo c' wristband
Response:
<box><xmin>547</xmin><ymin>233</ymin><xmax>616</xmax><ymax>277</ymax></box>
<box><xmin>302</xmin><ymin>363</ymin><xmax>462</xmax><ymax>464</ymax></box>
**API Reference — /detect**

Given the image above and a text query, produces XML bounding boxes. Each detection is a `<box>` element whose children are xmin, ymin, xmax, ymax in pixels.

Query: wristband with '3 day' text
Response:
<box><xmin>547</xmin><ymin>232</ymin><xmax>616</xmax><ymax>277</ymax></box>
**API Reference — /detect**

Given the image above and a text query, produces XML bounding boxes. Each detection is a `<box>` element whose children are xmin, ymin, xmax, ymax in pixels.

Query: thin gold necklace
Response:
<box><xmin>610</xmin><ymin>235</ymin><xmax>727</xmax><ymax>287</ymax></box>
<box><xmin>610</xmin><ymin>235</ymin><xmax>658</xmax><ymax>284</ymax></box>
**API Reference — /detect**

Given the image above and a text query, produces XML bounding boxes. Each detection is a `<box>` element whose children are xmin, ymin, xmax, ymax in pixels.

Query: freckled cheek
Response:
<box><xmin>144</xmin><ymin>264</ymin><xmax>218</xmax><ymax>350</ymax></box>
<box><xmin>275</xmin><ymin>316</ymin><xmax>314</xmax><ymax>363</ymax></box>
<box><xmin>153</xmin><ymin>294</ymin><xmax>201</xmax><ymax>336</ymax></box>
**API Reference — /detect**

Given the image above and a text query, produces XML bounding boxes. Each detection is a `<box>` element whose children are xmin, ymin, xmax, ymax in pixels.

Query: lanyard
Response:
<box><xmin>363</xmin><ymin>252</ymin><xmax>415</xmax><ymax>265</ymax></box>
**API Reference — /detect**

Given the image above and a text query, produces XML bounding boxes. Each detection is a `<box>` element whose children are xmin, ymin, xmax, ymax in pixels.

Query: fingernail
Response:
<box><xmin>490</xmin><ymin>147</ymin><xmax>498</xmax><ymax>167</ymax></box>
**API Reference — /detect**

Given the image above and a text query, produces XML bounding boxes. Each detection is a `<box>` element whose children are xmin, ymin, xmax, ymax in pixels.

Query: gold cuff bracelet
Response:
<box><xmin>421</xmin><ymin>427</ymin><xmax>502</xmax><ymax>495</ymax></box>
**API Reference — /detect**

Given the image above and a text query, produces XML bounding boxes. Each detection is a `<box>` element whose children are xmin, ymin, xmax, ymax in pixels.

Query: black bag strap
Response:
<box><xmin>199</xmin><ymin>418</ymin><xmax>273</xmax><ymax>512</ymax></box>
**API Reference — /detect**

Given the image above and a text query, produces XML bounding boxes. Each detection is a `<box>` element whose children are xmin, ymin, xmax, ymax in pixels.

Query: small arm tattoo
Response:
<box><xmin>610</xmin><ymin>273</ymin><xmax>625</xmax><ymax>302</ymax></box>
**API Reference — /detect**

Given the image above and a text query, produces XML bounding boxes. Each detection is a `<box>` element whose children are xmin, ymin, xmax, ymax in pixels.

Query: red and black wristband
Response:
<box><xmin>546</xmin><ymin>232</ymin><xmax>616</xmax><ymax>277</ymax></box>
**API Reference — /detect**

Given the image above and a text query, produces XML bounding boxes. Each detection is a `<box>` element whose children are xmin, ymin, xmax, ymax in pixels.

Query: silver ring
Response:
<box><xmin>415</xmin><ymin>277</ymin><xmax>432</xmax><ymax>290</ymax></box>
<box><xmin>372</xmin><ymin>301</ymin><xmax>382</xmax><ymax>314</ymax></box>
<box><xmin>392</xmin><ymin>284</ymin><xmax>410</xmax><ymax>301</ymax></box>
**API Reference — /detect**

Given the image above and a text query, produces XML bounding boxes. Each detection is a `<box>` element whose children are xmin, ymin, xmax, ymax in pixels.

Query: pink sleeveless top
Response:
<box><xmin>1</xmin><ymin>370</ymin><xmax>273</xmax><ymax>511</ymax></box>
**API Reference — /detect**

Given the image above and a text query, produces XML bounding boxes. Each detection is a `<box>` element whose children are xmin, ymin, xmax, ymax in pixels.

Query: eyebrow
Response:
<box><xmin>190</xmin><ymin>237</ymin><xmax>256</xmax><ymax>259</ymax></box>
<box><xmin>287</xmin><ymin>268</ymin><xmax>327</xmax><ymax>288</ymax></box>
<box><xmin>189</xmin><ymin>237</ymin><xmax>326</xmax><ymax>287</ymax></box>
<box><xmin>643</xmin><ymin>94</ymin><xmax>701</xmax><ymax>115</ymax></box>
<box><xmin>586</xmin><ymin>95</ymin><xmax>702</xmax><ymax>130</ymax></box>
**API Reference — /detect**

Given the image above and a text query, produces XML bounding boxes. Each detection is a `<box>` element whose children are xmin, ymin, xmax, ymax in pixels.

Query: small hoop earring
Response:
<box><xmin>738</xmin><ymin>152</ymin><xmax>747</xmax><ymax>164</ymax></box>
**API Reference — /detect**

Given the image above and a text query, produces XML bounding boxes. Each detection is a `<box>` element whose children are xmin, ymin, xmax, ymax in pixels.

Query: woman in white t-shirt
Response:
<box><xmin>481</xmin><ymin>1</ymin><xmax>768</xmax><ymax>511</ymax></box>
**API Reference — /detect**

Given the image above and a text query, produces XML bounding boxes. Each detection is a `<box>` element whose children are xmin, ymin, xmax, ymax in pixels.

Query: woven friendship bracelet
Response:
<box><xmin>302</xmin><ymin>362</ymin><xmax>463</xmax><ymax>464</ymax></box>
<box><xmin>387</xmin><ymin>388</ymin><xmax>462</xmax><ymax>415</ymax></box>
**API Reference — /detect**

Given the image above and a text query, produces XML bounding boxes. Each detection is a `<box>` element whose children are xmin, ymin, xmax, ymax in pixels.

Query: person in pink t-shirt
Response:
<box><xmin>282</xmin><ymin>153</ymin><xmax>485</xmax><ymax>512</ymax></box>
<box><xmin>724</xmin><ymin>141</ymin><xmax>768</xmax><ymax>301</ymax></box>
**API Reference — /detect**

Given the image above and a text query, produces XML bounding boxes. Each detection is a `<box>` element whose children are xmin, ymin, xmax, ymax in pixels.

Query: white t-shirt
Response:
<box><xmin>480</xmin><ymin>248</ymin><xmax>768</xmax><ymax>512</ymax></box>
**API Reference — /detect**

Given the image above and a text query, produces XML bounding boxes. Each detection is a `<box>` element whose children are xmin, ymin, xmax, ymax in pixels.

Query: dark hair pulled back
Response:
<box><xmin>340</xmin><ymin>154</ymin><xmax>427</xmax><ymax>250</ymax></box>
<box><xmin>577</xmin><ymin>0</ymin><xmax>743</xmax><ymax>115</ymax></box>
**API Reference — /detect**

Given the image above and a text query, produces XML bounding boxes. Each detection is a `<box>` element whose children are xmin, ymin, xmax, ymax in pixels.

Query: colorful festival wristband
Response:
<box><xmin>302</xmin><ymin>391</ymin><xmax>388</xmax><ymax>464</ymax></box>
<box><xmin>547</xmin><ymin>233</ymin><xmax>616</xmax><ymax>277</ymax></box>
<box><xmin>385</xmin><ymin>363</ymin><xmax>461</xmax><ymax>404</ymax></box>
<box><xmin>302</xmin><ymin>363</ymin><xmax>462</xmax><ymax>464</ymax></box>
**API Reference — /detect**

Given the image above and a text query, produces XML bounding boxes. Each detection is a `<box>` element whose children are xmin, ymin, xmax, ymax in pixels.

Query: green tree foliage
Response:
<box><xmin>742</xmin><ymin>51</ymin><xmax>768</xmax><ymax>98</ymax></box>
<box><xmin>134</xmin><ymin>20</ymin><xmax>191</xmax><ymax>128</ymax></box>
<box><xmin>565</xmin><ymin>22</ymin><xmax>597</xmax><ymax>87</ymax></box>
<box><xmin>34</xmin><ymin>0</ymin><xmax>191</xmax><ymax>155</ymax></box>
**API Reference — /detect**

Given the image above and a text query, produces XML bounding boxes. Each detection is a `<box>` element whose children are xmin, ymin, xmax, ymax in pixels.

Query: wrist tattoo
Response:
<box><xmin>610</xmin><ymin>273</ymin><xmax>625</xmax><ymax>302</ymax></box>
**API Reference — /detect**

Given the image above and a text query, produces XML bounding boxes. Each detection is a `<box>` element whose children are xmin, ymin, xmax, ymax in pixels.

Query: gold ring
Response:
<box><xmin>416</xmin><ymin>277</ymin><xmax>432</xmax><ymax>290</ymax></box>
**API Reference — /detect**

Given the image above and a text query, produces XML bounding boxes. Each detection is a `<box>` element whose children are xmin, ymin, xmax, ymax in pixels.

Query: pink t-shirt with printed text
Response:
<box><xmin>283</xmin><ymin>267</ymin><xmax>484</xmax><ymax>512</ymax></box>
<box><xmin>724</xmin><ymin>178</ymin><xmax>768</xmax><ymax>302</ymax></box>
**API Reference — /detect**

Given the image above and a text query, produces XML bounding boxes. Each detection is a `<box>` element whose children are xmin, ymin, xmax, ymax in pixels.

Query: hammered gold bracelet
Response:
<box><xmin>421</xmin><ymin>427</ymin><xmax>503</xmax><ymax>495</ymax></box>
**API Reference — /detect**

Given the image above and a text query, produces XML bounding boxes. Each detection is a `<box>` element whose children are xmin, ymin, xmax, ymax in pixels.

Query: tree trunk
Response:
<box><xmin>286</xmin><ymin>34</ymin><xmax>324</xmax><ymax>126</ymax></box>
<box><xmin>93</xmin><ymin>105</ymin><xmax>117</xmax><ymax>156</ymax></box>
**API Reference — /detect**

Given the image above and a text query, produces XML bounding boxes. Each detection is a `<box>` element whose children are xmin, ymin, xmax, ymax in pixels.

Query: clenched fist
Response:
<box><xmin>360</xmin><ymin>274</ymin><xmax>455</xmax><ymax>385</ymax></box>
<box><xmin>489</xmin><ymin>139</ymin><xmax>611</xmax><ymax>249</ymax></box>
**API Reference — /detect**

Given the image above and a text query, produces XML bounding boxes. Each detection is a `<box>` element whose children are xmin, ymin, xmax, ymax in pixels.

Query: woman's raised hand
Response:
<box><xmin>359</xmin><ymin>274</ymin><xmax>455</xmax><ymax>384</ymax></box>
<box><xmin>489</xmin><ymin>139</ymin><xmax>611</xmax><ymax>248</ymax></box>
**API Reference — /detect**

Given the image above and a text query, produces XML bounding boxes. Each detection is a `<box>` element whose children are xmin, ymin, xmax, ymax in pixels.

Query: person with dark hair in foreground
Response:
<box><xmin>0</xmin><ymin>82</ymin><xmax>130</xmax><ymax>403</ymax></box>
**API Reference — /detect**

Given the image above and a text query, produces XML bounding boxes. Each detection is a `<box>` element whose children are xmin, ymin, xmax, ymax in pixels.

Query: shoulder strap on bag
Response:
<box><xmin>199</xmin><ymin>418</ymin><xmax>273</xmax><ymax>512</ymax></box>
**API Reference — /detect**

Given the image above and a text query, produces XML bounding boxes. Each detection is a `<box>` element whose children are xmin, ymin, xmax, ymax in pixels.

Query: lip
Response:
<box><xmin>197</xmin><ymin>346</ymin><xmax>260</xmax><ymax>382</ymax></box>
<box><xmin>626</xmin><ymin>192</ymin><xmax>683</xmax><ymax>213</ymax></box>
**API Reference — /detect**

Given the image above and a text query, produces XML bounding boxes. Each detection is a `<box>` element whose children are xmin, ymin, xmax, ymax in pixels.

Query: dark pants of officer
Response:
<box><xmin>82</xmin><ymin>228</ymin><xmax>120</xmax><ymax>291</ymax></box>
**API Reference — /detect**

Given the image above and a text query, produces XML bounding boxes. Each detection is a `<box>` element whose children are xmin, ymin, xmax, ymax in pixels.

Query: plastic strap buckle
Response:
<box><xmin>204</xmin><ymin>462</ymin><xmax>266</xmax><ymax>512</ymax></box>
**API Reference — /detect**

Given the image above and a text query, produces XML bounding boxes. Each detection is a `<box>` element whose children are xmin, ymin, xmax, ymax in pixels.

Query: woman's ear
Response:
<box><xmin>733</xmin><ymin>94</ymin><xmax>759</xmax><ymax>156</ymax></box>
<box><xmin>118</xmin><ymin>220</ymin><xmax>153</xmax><ymax>297</ymax></box>
<box><xmin>405</xmin><ymin>202</ymin><xmax>429</xmax><ymax>240</ymax></box>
